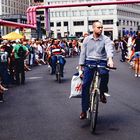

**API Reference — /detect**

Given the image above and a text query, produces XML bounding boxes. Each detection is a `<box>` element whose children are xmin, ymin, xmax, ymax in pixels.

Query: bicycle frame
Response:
<box><xmin>86</xmin><ymin>64</ymin><xmax>116</xmax><ymax>133</ymax></box>
<box><xmin>88</xmin><ymin>66</ymin><xmax>101</xmax><ymax>133</ymax></box>
<box><xmin>55</xmin><ymin>55</ymin><xmax>64</xmax><ymax>83</ymax></box>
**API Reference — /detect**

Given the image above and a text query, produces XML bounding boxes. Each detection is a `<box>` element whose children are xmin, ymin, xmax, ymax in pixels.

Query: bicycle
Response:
<box><xmin>85</xmin><ymin>64</ymin><xmax>116</xmax><ymax>133</ymax></box>
<box><xmin>55</xmin><ymin>55</ymin><xmax>65</xmax><ymax>83</ymax></box>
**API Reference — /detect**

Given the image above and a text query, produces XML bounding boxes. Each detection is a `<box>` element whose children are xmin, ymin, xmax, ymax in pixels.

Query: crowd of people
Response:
<box><xmin>0</xmin><ymin>30</ymin><xmax>140</xmax><ymax>103</ymax></box>
<box><xmin>114</xmin><ymin>31</ymin><xmax>140</xmax><ymax>77</ymax></box>
<box><xmin>0</xmin><ymin>37</ymin><xmax>82</xmax><ymax>102</ymax></box>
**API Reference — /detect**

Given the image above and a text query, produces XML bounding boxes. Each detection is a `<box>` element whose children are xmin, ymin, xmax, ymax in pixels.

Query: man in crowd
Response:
<box><xmin>12</xmin><ymin>39</ymin><xmax>29</xmax><ymax>85</ymax></box>
<box><xmin>47</xmin><ymin>39</ymin><xmax>66</xmax><ymax>77</ymax></box>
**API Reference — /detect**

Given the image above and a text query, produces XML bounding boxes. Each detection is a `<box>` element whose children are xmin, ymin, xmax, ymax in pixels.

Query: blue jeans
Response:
<box><xmin>0</xmin><ymin>63</ymin><xmax>11</xmax><ymax>85</ymax></box>
<box><xmin>51</xmin><ymin>55</ymin><xmax>66</xmax><ymax>74</ymax></box>
<box><xmin>81</xmin><ymin>60</ymin><xmax>109</xmax><ymax>112</ymax></box>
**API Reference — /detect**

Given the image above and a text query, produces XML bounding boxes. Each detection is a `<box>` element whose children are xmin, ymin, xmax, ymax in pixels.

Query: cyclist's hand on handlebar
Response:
<box><xmin>107</xmin><ymin>57</ymin><xmax>114</xmax><ymax>68</ymax></box>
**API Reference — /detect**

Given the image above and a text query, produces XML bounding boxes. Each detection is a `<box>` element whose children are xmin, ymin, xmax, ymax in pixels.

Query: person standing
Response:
<box><xmin>119</xmin><ymin>36</ymin><xmax>128</xmax><ymax>62</ymax></box>
<box><xmin>0</xmin><ymin>42</ymin><xmax>11</xmax><ymax>87</ymax></box>
<box><xmin>129</xmin><ymin>32</ymin><xmax>140</xmax><ymax>77</ymax></box>
<box><xmin>12</xmin><ymin>40</ymin><xmax>29</xmax><ymax>85</ymax></box>
<box><xmin>78</xmin><ymin>21</ymin><xmax>114</xmax><ymax>119</ymax></box>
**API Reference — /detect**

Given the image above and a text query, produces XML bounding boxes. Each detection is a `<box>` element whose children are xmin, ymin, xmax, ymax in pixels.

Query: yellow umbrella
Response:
<box><xmin>2</xmin><ymin>32</ymin><xmax>24</xmax><ymax>40</ymax></box>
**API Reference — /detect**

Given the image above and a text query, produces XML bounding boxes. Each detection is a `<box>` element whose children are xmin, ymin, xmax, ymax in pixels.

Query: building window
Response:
<box><xmin>80</xmin><ymin>10</ymin><xmax>86</xmax><ymax>16</ymax></box>
<box><xmin>57</xmin><ymin>33</ymin><xmax>61</xmax><ymax>39</ymax></box>
<box><xmin>73</xmin><ymin>21</ymin><xmax>84</xmax><ymax>26</ymax></box>
<box><xmin>41</xmin><ymin>23</ymin><xmax>44</xmax><ymax>27</ymax></box>
<box><xmin>51</xmin><ymin>12</ymin><xmax>55</xmax><ymax>17</ymax></box>
<box><xmin>108</xmin><ymin>9</ymin><xmax>114</xmax><ymax>15</ymax></box>
<box><xmin>75</xmin><ymin>32</ymin><xmax>83</xmax><ymax>37</ymax></box>
<box><xmin>56</xmin><ymin>22</ymin><xmax>61</xmax><ymax>27</ymax></box>
<box><xmin>103</xmin><ymin>20</ymin><xmax>113</xmax><ymax>25</ymax></box>
<box><xmin>127</xmin><ymin>21</ymin><xmax>129</xmax><ymax>26</ymax></box>
<box><xmin>122</xmin><ymin>20</ymin><xmax>125</xmax><ymax>26</ymax></box>
<box><xmin>34</xmin><ymin>0</ymin><xmax>44</xmax><ymax>2</ymax></box>
<box><xmin>88</xmin><ymin>20</ymin><xmax>99</xmax><ymax>25</ymax></box>
<box><xmin>36</xmin><ymin>11</ymin><xmax>44</xmax><ymax>15</ymax></box>
<box><xmin>64</xmin><ymin>22</ymin><xmax>68</xmax><ymax>26</ymax></box>
<box><xmin>5</xmin><ymin>7</ymin><xmax>8</xmax><ymax>13</ymax></box>
<box><xmin>40</xmin><ymin>16</ymin><xmax>44</xmax><ymax>21</ymax></box>
<box><xmin>130</xmin><ymin>21</ymin><xmax>132</xmax><ymax>26</ymax></box>
<box><xmin>134</xmin><ymin>21</ymin><xmax>136</xmax><ymax>26</ymax></box>
<box><xmin>119</xmin><ymin>20</ymin><xmax>121</xmax><ymax>26</ymax></box>
<box><xmin>63</xmin><ymin>11</ymin><xmax>67</xmax><ymax>17</ymax></box>
<box><xmin>72</xmin><ymin>10</ymin><xmax>77</xmax><ymax>16</ymax></box>
<box><xmin>101</xmin><ymin>9</ymin><xmax>107</xmax><ymax>15</ymax></box>
<box><xmin>87</xmin><ymin>10</ymin><xmax>92</xmax><ymax>16</ymax></box>
<box><xmin>50</xmin><ymin>22</ymin><xmax>54</xmax><ymax>27</ymax></box>
<box><xmin>94</xmin><ymin>10</ymin><xmax>99</xmax><ymax>15</ymax></box>
<box><xmin>59</xmin><ymin>11</ymin><xmax>63</xmax><ymax>17</ymax></box>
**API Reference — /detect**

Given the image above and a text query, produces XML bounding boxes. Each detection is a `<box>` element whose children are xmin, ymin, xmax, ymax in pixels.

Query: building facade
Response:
<box><xmin>1</xmin><ymin>0</ymin><xmax>140</xmax><ymax>40</ymax></box>
<box><xmin>44</xmin><ymin>0</ymin><xmax>140</xmax><ymax>40</ymax></box>
<box><xmin>0</xmin><ymin>0</ymin><xmax>34</xmax><ymax>36</ymax></box>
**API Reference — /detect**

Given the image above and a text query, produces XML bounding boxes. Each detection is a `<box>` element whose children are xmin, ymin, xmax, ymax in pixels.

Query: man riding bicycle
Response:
<box><xmin>47</xmin><ymin>39</ymin><xmax>66</xmax><ymax>77</ymax></box>
<box><xmin>78</xmin><ymin>21</ymin><xmax>114</xmax><ymax>119</ymax></box>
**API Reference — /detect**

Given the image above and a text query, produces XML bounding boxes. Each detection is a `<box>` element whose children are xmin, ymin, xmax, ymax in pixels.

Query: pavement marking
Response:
<box><xmin>27</xmin><ymin>76</ymin><xmax>43</xmax><ymax>80</ymax></box>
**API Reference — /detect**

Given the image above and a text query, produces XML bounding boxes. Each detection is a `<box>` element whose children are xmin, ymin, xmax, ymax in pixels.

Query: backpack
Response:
<box><xmin>17</xmin><ymin>45</ymin><xmax>26</xmax><ymax>58</ymax></box>
<box><xmin>0</xmin><ymin>52</ymin><xmax>8</xmax><ymax>63</ymax></box>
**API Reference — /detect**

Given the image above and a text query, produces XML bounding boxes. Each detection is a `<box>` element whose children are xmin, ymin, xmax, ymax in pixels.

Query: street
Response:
<box><xmin>0</xmin><ymin>53</ymin><xmax>140</xmax><ymax>140</ymax></box>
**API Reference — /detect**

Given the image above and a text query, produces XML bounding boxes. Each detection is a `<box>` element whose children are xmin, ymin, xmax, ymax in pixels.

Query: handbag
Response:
<box><xmin>69</xmin><ymin>73</ymin><xmax>83</xmax><ymax>98</ymax></box>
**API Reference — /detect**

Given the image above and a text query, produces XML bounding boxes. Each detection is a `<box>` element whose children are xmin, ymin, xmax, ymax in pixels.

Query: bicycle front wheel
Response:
<box><xmin>90</xmin><ymin>90</ymin><xmax>99</xmax><ymax>133</ymax></box>
<box><xmin>56</xmin><ymin>63</ymin><xmax>61</xmax><ymax>83</ymax></box>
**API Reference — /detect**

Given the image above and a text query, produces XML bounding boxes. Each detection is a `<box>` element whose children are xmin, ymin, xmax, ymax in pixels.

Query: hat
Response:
<box><xmin>15</xmin><ymin>39</ymin><xmax>21</xmax><ymax>43</ymax></box>
<box><xmin>1</xmin><ymin>40</ymin><xmax>8</xmax><ymax>44</ymax></box>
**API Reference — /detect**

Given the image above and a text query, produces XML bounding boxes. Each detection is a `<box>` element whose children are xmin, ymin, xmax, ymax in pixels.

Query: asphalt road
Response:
<box><xmin>0</xmin><ymin>53</ymin><xmax>140</xmax><ymax>140</ymax></box>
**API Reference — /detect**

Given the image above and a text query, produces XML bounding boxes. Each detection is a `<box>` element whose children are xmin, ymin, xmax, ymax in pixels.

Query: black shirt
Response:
<box><xmin>134</xmin><ymin>37</ymin><xmax>140</xmax><ymax>52</ymax></box>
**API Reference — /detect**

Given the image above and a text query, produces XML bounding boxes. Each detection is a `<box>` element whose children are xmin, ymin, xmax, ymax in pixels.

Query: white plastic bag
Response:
<box><xmin>69</xmin><ymin>73</ymin><xmax>83</xmax><ymax>98</ymax></box>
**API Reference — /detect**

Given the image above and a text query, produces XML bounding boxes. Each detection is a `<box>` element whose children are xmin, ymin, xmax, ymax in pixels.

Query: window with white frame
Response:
<box><xmin>73</xmin><ymin>21</ymin><xmax>84</xmax><ymax>26</ymax></box>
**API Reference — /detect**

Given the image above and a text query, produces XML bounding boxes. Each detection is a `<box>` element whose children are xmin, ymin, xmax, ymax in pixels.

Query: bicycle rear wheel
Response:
<box><xmin>90</xmin><ymin>90</ymin><xmax>99</xmax><ymax>133</ymax></box>
<box><xmin>56</xmin><ymin>63</ymin><xmax>61</xmax><ymax>83</ymax></box>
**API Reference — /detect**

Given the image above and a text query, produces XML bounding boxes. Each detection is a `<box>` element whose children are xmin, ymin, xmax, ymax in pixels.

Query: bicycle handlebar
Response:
<box><xmin>54</xmin><ymin>54</ymin><xmax>65</xmax><ymax>58</ymax></box>
<box><xmin>106</xmin><ymin>65</ymin><xmax>117</xmax><ymax>70</ymax></box>
<box><xmin>85</xmin><ymin>64</ymin><xmax>117</xmax><ymax>70</ymax></box>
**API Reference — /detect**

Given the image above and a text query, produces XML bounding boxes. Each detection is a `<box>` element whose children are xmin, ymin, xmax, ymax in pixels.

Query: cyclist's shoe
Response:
<box><xmin>100</xmin><ymin>94</ymin><xmax>107</xmax><ymax>103</ymax></box>
<box><xmin>0</xmin><ymin>94</ymin><xmax>4</xmax><ymax>103</ymax></box>
<box><xmin>80</xmin><ymin>112</ymin><xmax>87</xmax><ymax>119</ymax></box>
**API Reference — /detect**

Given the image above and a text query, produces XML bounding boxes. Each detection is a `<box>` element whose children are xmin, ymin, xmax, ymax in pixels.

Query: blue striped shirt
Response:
<box><xmin>79</xmin><ymin>34</ymin><xmax>114</xmax><ymax>65</ymax></box>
